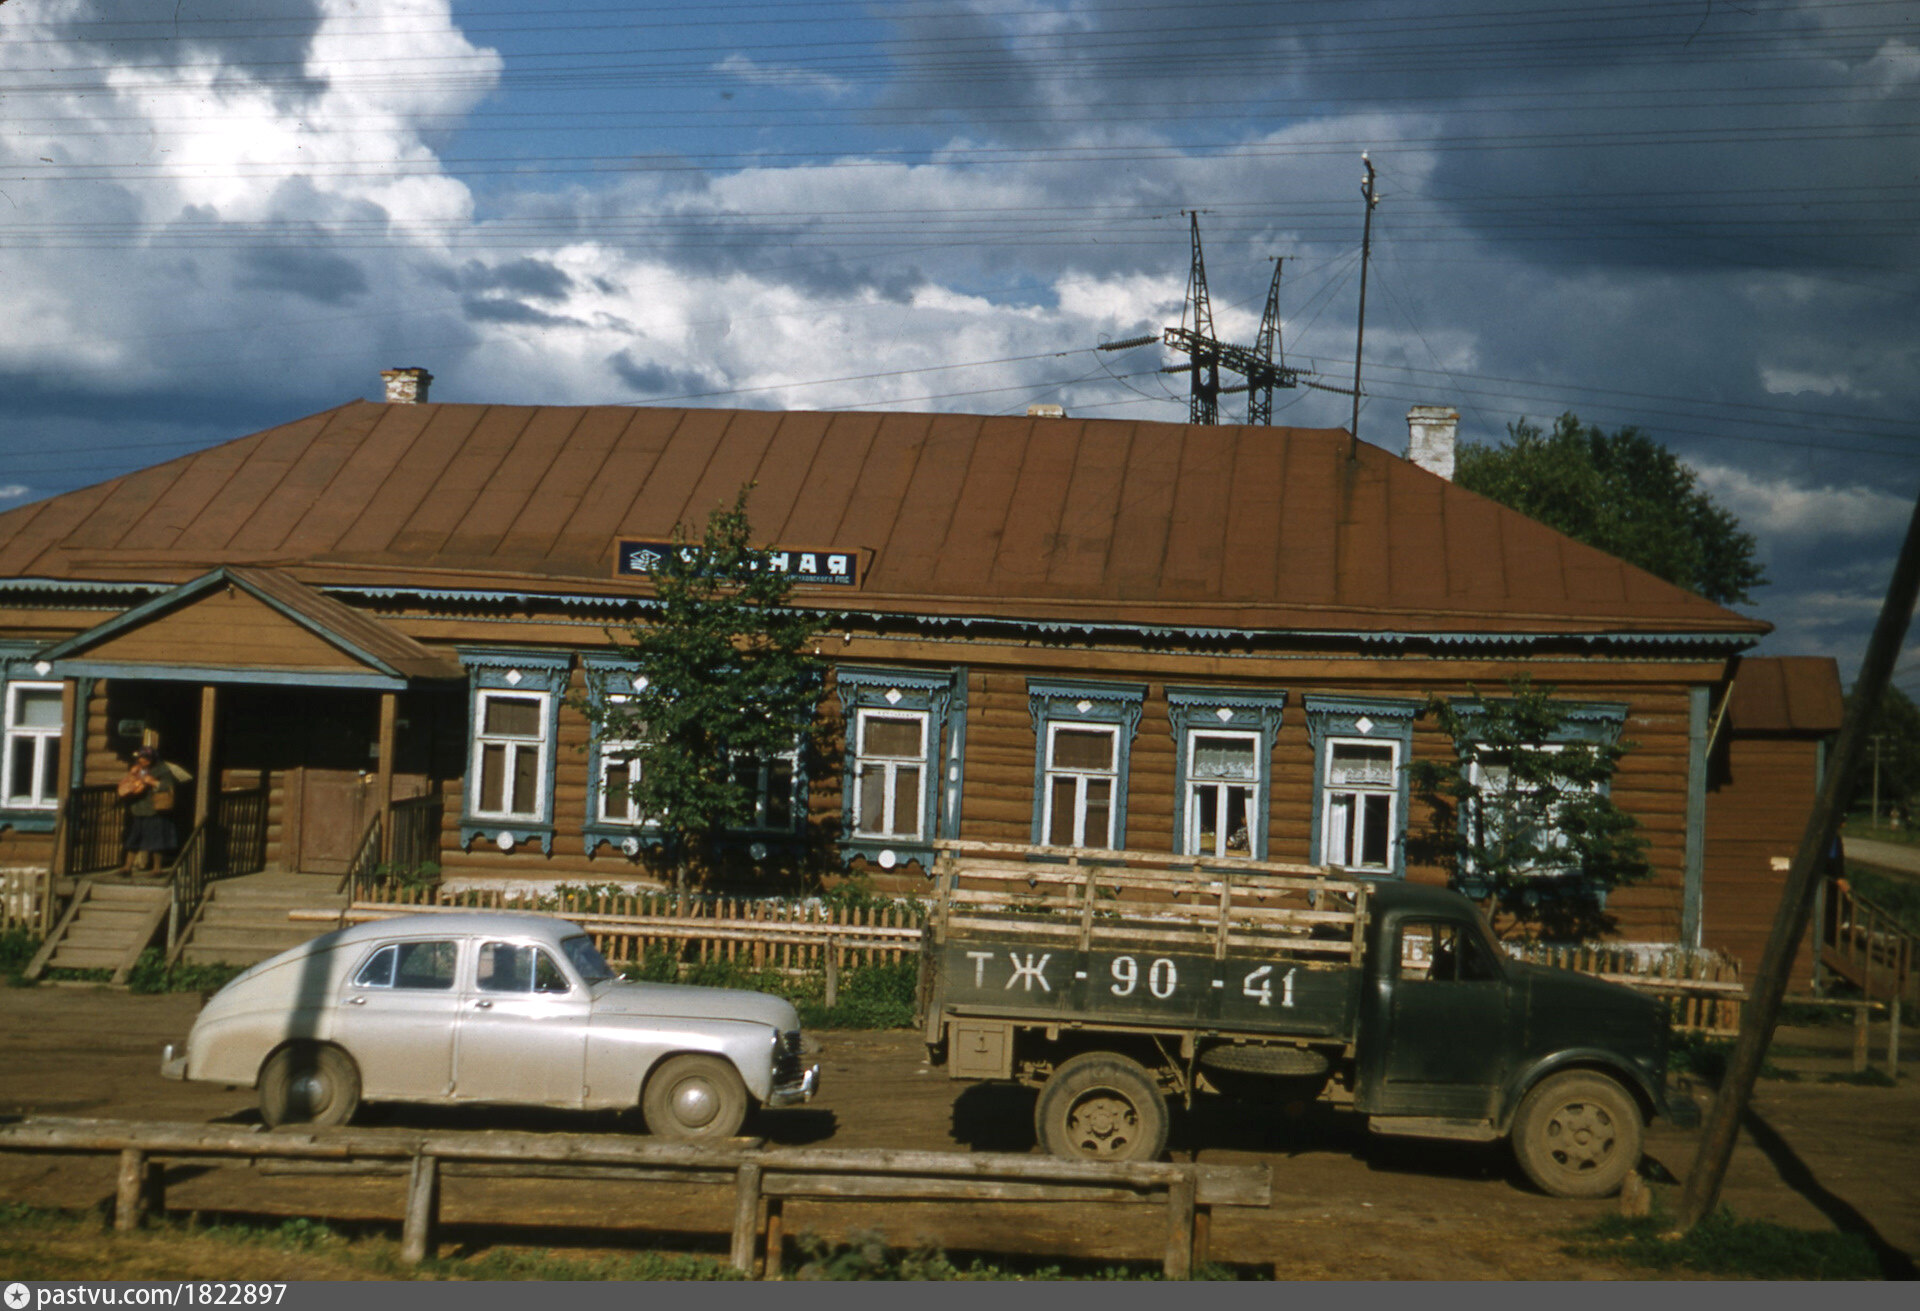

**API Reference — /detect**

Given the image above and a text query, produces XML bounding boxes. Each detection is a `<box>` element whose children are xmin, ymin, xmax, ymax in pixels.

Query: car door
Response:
<box><xmin>1373</xmin><ymin>917</ymin><xmax>1511</xmax><ymax>1118</ymax></box>
<box><xmin>329</xmin><ymin>937</ymin><xmax>462</xmax><ymax>1099</ymax></box>
<box><xmin>452</xmin><ymin>939</ymin><xmax>591</xmax><ymax>1106</ymax></box>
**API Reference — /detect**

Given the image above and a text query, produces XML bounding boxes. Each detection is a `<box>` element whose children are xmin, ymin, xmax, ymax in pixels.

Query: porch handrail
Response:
<box><xmin>339</xmin><ymin>811</ymin><xmax>385</xmax><ymax>901</ymax></box>
<box><xmin>1823</xmin><ymin>877</ymin><xmax>1918</xmax><ymax>1005</ymax></box>
<box><xmin>61</xmin><ymin>784</ymin><xmax>123</xmax><ymax>878</ymax></box>
<box><xmin>388</xmin><ymin>791</ymin><xmax>444</xmax><ymax>874</ymax></box>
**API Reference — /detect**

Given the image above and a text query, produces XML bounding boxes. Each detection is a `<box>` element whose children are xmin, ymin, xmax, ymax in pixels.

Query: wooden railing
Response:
<box><xmin>1822</xmin><ymin>878</ymin><xmax>1918</xmax><ymax>1007</ymax></box>
<box><xmin>388</xmin><ymin>792</ymin><xmax>443</xmax><ymax>873</ymax></box>
<box><xmin>344</xmin><ymin>884</ymin><xmax>926</xmax><ymax>973</ymax></box>
<box><xmin>61</xmin><ymin>784</ymin><xmax>122</xmax><ymax>877</ymax></box>
<box><xmin>338</xmin><ymin>812</ymin><xmax>385</xmax><ymax>901</ymax></box>
<box><xmin>0</xmin><ymin>1117</ymin><xmax>1269</xmax><ymax>1278</ymax></box>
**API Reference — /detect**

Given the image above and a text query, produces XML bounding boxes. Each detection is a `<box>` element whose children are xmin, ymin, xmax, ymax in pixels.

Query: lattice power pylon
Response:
<box><xmin>1158</xmin><ymin>213</ymin><xmax>1297</xmax><ymax>425</ymax></box>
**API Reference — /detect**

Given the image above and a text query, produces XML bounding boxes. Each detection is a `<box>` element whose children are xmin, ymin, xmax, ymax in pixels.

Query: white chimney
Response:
<box><xmin>1405</xmin><ymin>405</ymin><xmax>1458</xmax><ymax>480</ymax></box>
<box><xmin>381</xmin><ymin>366</ymin><xmax>434</xmax><ymax>404</ymax></box>
<box><xmin>1027</xmin><ymin>403</ymin><xmax>1066</xmax><ymax>419</ymax></box>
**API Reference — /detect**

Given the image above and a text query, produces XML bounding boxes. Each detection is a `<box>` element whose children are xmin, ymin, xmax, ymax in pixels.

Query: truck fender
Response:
<box><xmin>1495</xmin><ymin>1050</ymin><xmax>1660</xmax><ymax>1133</ymax></box>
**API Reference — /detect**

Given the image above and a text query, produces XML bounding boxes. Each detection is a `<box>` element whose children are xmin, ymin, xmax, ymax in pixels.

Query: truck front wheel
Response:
<box><xmin>1512</xmin><ymin>1071</ymin><xmax>1643</xmax><ymax>1198</ymax></box>
<box><xmin>1035</xmin><ymin>1052</ymin><xmax>1169</xmax><ymax>1163</ymax></box>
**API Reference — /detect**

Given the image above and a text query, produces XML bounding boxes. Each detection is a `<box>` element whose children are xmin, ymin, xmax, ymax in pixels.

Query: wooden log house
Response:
<box><xmin>0</xmin><ymin>371</ymin><xmax>1840</xmax><ymax>974</ymax></box>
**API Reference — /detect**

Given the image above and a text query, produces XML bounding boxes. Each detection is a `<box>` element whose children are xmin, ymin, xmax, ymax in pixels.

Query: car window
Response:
<box><xmin>354</xmin><ymin>940</ymin><xmax>457</xmax><ymax>990</ymax></box>
<box><xmin>1399</xmin><ymin>921</ymin><xmax>1502</xmax><ymax>983</ymax></box>
<box><xmin>477</xmin><ymin>941</ymin><xmax>571</xmax><ymax>995</ymax></box>
<box><xmin>561</xmin><ymin>934</ymin><xmax>614</xmax><ymax>985</ymax></box>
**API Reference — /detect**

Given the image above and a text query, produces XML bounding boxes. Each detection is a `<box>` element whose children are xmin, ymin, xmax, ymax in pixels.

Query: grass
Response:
<box><xmin>0</xmin><ymin>1204</ymin><xmax>1246</xmax><ymax>1282</ymax></box>
<box><xmin>1667</xmin><ymin>1031</ymin><xmax>1801</xmax><ymax>1086</ymax></box>
<box><xmin>1569</xmin><ymin>1208</ymin><xmax>1882</xmax><ymax>1280</ymax></box>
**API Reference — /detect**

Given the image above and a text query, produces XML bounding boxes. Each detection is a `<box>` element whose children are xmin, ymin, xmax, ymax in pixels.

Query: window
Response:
<box><xmin>1398</xmin><ymin>920</ymin><xmax>1503</xmax><ymax>983</ymax></box>
<box><xmin>477</xmin><ymin>941</ymin><xmax>570</xmax><ymax>994</ymax></box>
<box><xmin>593</xmin><ymin>693</ymin><xmax>653</xmax><ymax>827</ymax></box>
<box><xmin>458</xmin><ymin>647</ymin><xmax>570</xmax><ymax>854</ymax></box>
<box><xmin>1028</xmin><ymin>679</ymin><xmax>1145</xmax><ymax>851</ymax></box>
<box><xmin>2</xmin><ymin>681</ymin><xmax>61</xmax><ymax>812</ymax></box>
<box><xmin>1323</xmin><ymin>740</ymin><xmax>1399</xmax><ymax>871</ymax></box>
<box><xmin>731</xmin><ymin>744</ymin><xmax>802</xmax><ymax>831</ymax></box>
<box><xmin>1304</xmin><ymin>695</ymin><xmax>1418</xmax><ymax>876</ymax></box>
<box><xmin>836</xmin><ymin>665</ymin><xmax>960</xmax><ymax>866</ymax></box>
<box><xmin>853</xmin><ymin>709</ymin><xmax>927</xmax><ymax>839</ymax></box>
<box><xmin>1166</xmin><ymin>687</ymin><xmax>1286</xmax><ymax>860</ymax></box>
<box><xmin>1044</xmin><ymin>723</ymin><xmax>1118</xmax><ymax>848</ymax></box>
<box><xmin>354</xmin><ymin>940</ymin><xmax>458</xmax><ymax>991</ymax></box>
<box><xmin>473</xmin><ymin>691</ymin><xmax>547</xmax><ymax>820</ymax></box>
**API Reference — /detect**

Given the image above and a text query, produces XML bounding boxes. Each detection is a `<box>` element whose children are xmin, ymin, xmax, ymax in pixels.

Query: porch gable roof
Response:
<box><xmin>34</xmin><ymin>566</ymin><xmax>464</xmax><ymax>689</ymax></box>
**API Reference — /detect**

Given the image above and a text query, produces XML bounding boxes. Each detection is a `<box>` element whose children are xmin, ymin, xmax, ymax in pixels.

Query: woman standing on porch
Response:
<box><xmin>117</xmin><ymin>746</ymin><xmax>182</xmax><ymax>878</ymax></box>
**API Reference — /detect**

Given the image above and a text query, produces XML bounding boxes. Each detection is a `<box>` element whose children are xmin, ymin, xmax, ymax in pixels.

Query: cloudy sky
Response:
<box><xmin>2</xmin><ymin>0</ymin><xmax>1916</xmax><ymax>686</ymax></box>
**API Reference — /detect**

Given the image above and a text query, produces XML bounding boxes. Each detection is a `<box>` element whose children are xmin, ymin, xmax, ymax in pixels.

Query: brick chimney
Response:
<box><xmin>1026</xmin><ymin>403</ymin><xmax>1066</xmax><ymax>419</ymax></box>
<box><xmin>1405</xmin><ymin>405</ymin><xmax>1458</xmax><ymax>480</ymax></box>
<box><xmin>381</xmin><ymin>367</ymin><xmax>433</xmax><ymax>404</ymax></box>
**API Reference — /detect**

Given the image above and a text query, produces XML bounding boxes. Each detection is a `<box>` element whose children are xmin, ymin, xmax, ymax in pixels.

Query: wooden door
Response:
<box><xmin>290</xmin><ymin>767</ymin><xmax>372</xmax><ymax>874</ymax></box>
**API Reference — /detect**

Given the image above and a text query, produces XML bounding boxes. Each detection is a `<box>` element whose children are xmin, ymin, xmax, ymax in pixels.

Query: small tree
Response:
<box><xmin>584</xmin><ymin>488</ymin><xmax>822</xmax><ymax>894</ymax></box>
<box><xmin>1409</xmin><ymin>678</ymin><xmax>1650</xmax><ymax>941</ymax></box>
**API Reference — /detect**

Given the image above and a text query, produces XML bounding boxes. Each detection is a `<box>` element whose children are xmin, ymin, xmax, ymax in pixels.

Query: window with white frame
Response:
<box><xmin>1043</xmin><ymin>722</ymin><xmax>1119</xmax><ymax>848</ymax></box>
<box><xmin>853</xmin><ymin>708</ymin><xmax>927</xmax><ymax>840</ymax></box>
<box><xmin>1466</xmin><ymin>745</ymin><xmax>1588</xmax><ymax>879</ymax></box>
<box><xmin>1322</xmin><ymin>738</ymin><xmax>1399</xmax><ymax>871</ymax></box>
<box><xmin>1166</xmin><ymin>686</ymin><xmax>1286</xmax><ymax>860</ymax></box>
<box><xmin>1184</xmin><ymin>730</ymin><xmax>1259</xmax><ymax>858</ymax></box>
<box><xmin>1304</xmin><ymin>695</ymin><xmax>1418</xmax><ymax>876</ymax></box>
<box><xmin>472</xmin><ymin>690</ymin><xmax>549</xmax><ymax>820</ymax></box>
<box><xmin>2</xmin><ymin>681</ymin><xmax>61</xmax><ymax>811</ymax></box>
<box><xmin>593</xmin><ymin>693</ymin><xmax>653</xmax><ymax>828</ymax></box>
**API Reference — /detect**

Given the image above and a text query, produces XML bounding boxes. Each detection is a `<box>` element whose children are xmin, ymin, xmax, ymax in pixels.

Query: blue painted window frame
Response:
<box><xmin>457</xmin><ymin>647</ymin><xmax>570</xmax><ymax>855</ymax></box>
<box><xmin>1166</xmin><ymin>686</ymin><xmax>1288</xmax><ymax>860</ymax></box>
<box><xmin>836</xmin><ymin>665</ymin><xmax>960</xmax><ymax>870</ymax></box>
<box><xmin>1447</xmin><ymin>699</ymin><xmax>1630</xmax><ymax>904</ymax></box>
<box><xmin>0</xmin><ymin>641</ymin><xmax>62</xmax><ymax>832</ymax></box>
<box><xmin>1028</xmin><ymin>678</ymin><xmax>1146</xmax><ymax>851</ymax></box>
<box><xmin>1304</xmin><ymin>694</ymin><xmax>1420</xmax><ymax>877</ymax></box>
<box><xmin>580</xmin><ymin>653</ymin><xmax>662</xmax><ymax>858</ymax></box>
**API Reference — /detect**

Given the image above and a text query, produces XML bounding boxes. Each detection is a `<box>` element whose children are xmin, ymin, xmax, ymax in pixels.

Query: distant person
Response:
<box><xmin>117</xmin><ymin>746</ymin><xmax>183</xmax><ymax>877</ymax></box>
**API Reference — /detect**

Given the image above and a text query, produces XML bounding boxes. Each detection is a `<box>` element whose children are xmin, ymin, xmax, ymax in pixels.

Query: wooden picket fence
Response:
<box><xmin>0</xmin><ymin>868</ymin><xmax>47</xmax><ymax>933</ymax></box>
<box><xmin>1511</xmin><ymin>941</ymin><xmax>1745</xmax><ymax>1034</ymax></box>
<box><xmin>350</xmin><ymin>883</ymin><xmax>927</xmax><ymax>975</ymax></box>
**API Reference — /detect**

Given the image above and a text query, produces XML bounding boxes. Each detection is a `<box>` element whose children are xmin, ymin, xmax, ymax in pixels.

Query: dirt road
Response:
<box><xmin>0</xmin><ymin>987</ymin><xmax>1913</xmax><ymax>1279</ymax></box>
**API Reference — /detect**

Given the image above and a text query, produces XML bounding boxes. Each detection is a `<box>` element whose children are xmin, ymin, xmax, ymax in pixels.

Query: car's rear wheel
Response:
<box><xmin>1512</xmin><ymin>1070</ymin><xmax>1642</xmax><ymax>1198</ymax></box>
<box><xmin>259</xmin><ymin>1044</ymin><xmax>360</xmax><ymax>1128</ymax></box>
<box><xmin>1034</xmin><ymin>1052</ymin><xmax>1169</xmax><ymax>1163</ymax></box>
<box><xmin>642</xmin><ymin>1054</ymin><xmax>749</xmax><ymax>1141</ymax></box>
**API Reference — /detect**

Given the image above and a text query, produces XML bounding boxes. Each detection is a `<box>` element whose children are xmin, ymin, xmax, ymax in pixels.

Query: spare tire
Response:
<box><xmin>1198</xmin><ymin>1043</ymin><xmax>1332</xmax><ymax>1079</ymax></box>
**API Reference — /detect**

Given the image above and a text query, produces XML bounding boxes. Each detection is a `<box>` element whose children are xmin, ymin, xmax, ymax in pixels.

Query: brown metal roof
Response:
<box><xmin>1726</xmin><ymin>656</ymin><xmax>1844</xmax><ymax>734</ymax></box>
<box><xmin>0</xmin><ymin>401</ymin><xmax>1770</xmax><ymax>637</ymax></box>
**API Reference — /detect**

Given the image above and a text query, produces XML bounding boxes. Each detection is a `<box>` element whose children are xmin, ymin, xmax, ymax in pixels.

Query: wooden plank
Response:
<box><xmin>729</xmin><ymin>1163</ymin><xmax>762</xmax><ymax>1274</ymax></box>
<box><xmin>761</xmin><ymin>1175</ymin><xmax>1149</xmax><ymax>1203</ymax></box>
<box><xmin>1162</xmin><ymin>1168</ymin><xmax>1196</xmax><ymax>1279</ymax></box>
<box><xmin>115</xmin><ymin>1148</ymin><xmax>145</xmax><ymax>1232</ymax></box>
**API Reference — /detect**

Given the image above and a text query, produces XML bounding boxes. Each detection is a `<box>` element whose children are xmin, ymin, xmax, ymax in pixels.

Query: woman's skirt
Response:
<box><xmin>124</xmin><ymin>813</ymin><xmax>179</xmax><ymax>853</ymax></box>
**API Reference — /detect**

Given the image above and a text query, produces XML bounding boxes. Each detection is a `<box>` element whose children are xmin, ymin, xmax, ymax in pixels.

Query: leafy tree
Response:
<box><xmin>1846</xmin><ymin>684</ymin><xmax>1920</xmax><ymax>825</ymax></box>
<box><xmin>1409</xmin><ymin>677</ymin><xmax>1651</xmax><ymax>941</ymax></box>
<box><xmin>1455</xmin><ymin>413</ymin><xmax>1765</xmax><ymax>606</ymax></box>
<box><xmin>583</xmin><ymin>488</ymin><xmax>822</xmax><ymax>893</ymax></box>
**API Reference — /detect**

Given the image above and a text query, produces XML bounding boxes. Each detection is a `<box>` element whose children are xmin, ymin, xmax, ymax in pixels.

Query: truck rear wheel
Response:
<box><xmin>1035</xmin><ymin>1052</ymin><xmax>1169</xmax><ymax>1163</ymax></box>
<box><xmin>1512</xmin><ymin>1071</ymin><xmax>1642</xmax><ymax>1198</ymax></box>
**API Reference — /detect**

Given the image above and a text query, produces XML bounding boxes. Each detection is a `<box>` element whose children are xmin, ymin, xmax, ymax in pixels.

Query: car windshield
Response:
<box><xmin>561</xmin><ymin>934</ymin><xmax>615</xmax><ymax>985</ymax></box>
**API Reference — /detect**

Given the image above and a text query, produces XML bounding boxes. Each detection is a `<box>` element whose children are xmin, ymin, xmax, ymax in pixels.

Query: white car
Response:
<box><xmin>161</xmin><ymin>911</ymin><xmax>818</xmax><ymax>1139</ymax></box>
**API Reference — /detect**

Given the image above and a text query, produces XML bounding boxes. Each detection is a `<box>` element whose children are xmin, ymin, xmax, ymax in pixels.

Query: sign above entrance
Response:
<box><xmin>614</xmin><ymin>540</ymin><xmax>863</xmax><ymax>588</ymax></box>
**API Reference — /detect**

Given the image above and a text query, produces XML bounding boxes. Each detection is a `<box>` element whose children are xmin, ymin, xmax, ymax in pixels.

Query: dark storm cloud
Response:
<box><xmin>607</xmin><ymin>350</ymin><xmax>716</xmax><ymax>397</ymax></box>
<box><xmin>458</xmin><ymin>258</ymin><xmax>576</xmax><ymax>301</ymax></box>
<box><xmin>461</xmin><ymin>297</ymin><xmax>583</xmax><ymax>327</ymax></box>
<box><xmin>234</xmin><ymin>241</ymin><xmax>368</xmax><ymax>303</ymax></box>
<box><xmin>53</xmin><ymin>0</ymin><xmax>330</xmax><ymax>105</ymax></box>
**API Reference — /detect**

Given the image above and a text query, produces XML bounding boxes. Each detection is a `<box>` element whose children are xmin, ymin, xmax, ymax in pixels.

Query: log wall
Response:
<box><xmin>1703</xmin><ymin>734</ymin><xmax>1822</xmax><ymax>984</ymax></box>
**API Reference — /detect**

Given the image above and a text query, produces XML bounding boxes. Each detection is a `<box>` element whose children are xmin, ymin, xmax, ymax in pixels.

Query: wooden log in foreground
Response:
<box><xmin>2</xmin><ymin>1117</ymin><xmax>1270</xmax><ymax>1278</ymax></box>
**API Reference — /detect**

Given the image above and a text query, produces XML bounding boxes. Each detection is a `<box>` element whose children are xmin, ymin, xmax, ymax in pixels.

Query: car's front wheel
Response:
<box><xmin>642</xmin><ymin>1054</ymin><xmax>750</xmax><ymax>1141</ymax></box>
<box><xmin>258</xmin><ymin>1043</ymin><xmax>360</xmax><ymax>1128</ymax></box>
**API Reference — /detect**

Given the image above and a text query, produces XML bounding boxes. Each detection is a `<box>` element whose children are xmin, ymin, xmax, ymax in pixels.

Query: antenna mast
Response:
<box><xmin>1349</xmin><ymin>155</ymin><xmax>1378</xmax><ymax>461</ymax></box>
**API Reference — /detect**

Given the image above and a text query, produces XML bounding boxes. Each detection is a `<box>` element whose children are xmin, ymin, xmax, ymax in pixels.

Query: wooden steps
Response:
<box><xmin>24</xmin><ymin>880</ymin><xmax>171</xmax><ymax>983</ymax></box>
<box><xmin>175</xmin><ymin>877</ymin><xmax>345</xmax><ymax>967</ymax></box>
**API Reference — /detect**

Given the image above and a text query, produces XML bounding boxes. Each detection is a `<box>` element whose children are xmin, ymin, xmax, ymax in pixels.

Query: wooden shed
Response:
<box><xmin>0</xmin><ymin>389</ymin><xmax>1826</xmax><ymax>971</ymax></box>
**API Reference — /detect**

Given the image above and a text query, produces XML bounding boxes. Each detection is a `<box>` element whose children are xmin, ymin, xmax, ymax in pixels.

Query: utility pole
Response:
<box><xmin>1181</xmin><ymin>211</ymin><xmax>1220</xmax><ymax>426</ymax></box>
<box><xmin>1676</xmin><ymin>483</ymin><xmax>1920</xmax><ymax>1231</ymax></box>
<box><xmin>1151</xmin><ymin>213</ymin><xmax>1298</xmax><ymax>425</ymax></box>
<box><xmin>1870</xmin><ymin>733</ymin><xmax>1885</xmax><ymax>827</ymax></box>
<box><xmin>1248</xmin><ymin>258</ymin><xmax>1285</xmax><ymax>427</ymax></box>
<box><xmin>1349</xmin><ymin>154</ymin><xmax>1379</xmax><ymax>462</ymax></box>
